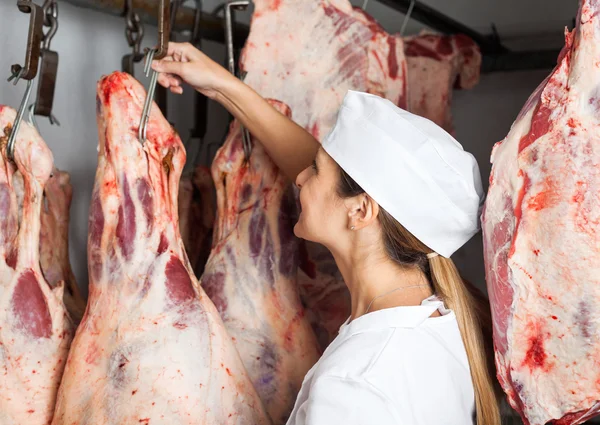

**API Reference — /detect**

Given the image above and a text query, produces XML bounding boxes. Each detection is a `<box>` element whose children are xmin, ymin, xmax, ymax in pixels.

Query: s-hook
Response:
<box><xmin>138</xmin><ymin>0</ymin><xmax>170</xmax><ymax>145</ymax></box>
<box><xmin>6</xmin><ymin>0</ymin><xmax>44</xmax><ymax>161</ymax></box>
<box><xmin>34</xmin><ymin>0</ymin><xmax>60</xmax><ymax>125</ymax></box>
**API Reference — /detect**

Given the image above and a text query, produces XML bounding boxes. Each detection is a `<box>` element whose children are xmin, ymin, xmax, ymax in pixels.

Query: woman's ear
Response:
<box><xmin>346</xmin><ymin>195</ymin><xmax>380</xmax><ymax>230</ymax></box>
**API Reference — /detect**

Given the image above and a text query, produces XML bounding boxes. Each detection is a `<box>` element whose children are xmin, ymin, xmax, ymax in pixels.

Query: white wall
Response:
<box><xmin>0</xmin><ymin>2</ymin><xmax>554</xmax><ymax>301</ymax></box>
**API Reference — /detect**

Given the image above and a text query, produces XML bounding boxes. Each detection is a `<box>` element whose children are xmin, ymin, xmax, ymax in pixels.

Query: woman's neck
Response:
<box><xmin>331</xmin><ymin>249</ymin><xmax>432</xmax><ymax>320</ymax></box>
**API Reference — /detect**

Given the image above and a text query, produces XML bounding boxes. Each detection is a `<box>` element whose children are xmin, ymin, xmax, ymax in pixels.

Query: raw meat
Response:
<box><xmin>51</xmin><ymin>72</ymin><xmax>270</xmax><ymax>425</ymax></box>
<box><xmin>202</xmin><ymin>100</ymin><xmax>321</xmax><ymax>424</ymax></box>
<box><xmin>40</xmin><ymin>169</ymin><xmax>86</xmax><ymax>324</ymax></box>
<box><xmin>179</xmin><ymin>166</ymin><xmax>215</xmax><ymax>277</ymax></box>
<box><xmin>241</xmin><ymin>0</ymin><xmax>407</xmax><ymax>348</ymax></box>
<box><xmin>13</xmin><ymin>168</ymin><xmax>86</xmax><ymax>324</ymax></box>
<box><xmin>482</xmin><ymin>1</ymin><xmax>600</xmax><ymax>423</ymax></box>
<box><xmin>241</xmin><ymin>0</ymin><xmax>408</xmax><ymax>140</ymax></box>
<box><xmin>0</xmin><ymin>106</ymin><xmax>73</xmax><ymax>424</ymax></box>
<box><xmin>404</xmin><ymin>32</ymin><xmax>481</xmax><ymax>133</ymax></box>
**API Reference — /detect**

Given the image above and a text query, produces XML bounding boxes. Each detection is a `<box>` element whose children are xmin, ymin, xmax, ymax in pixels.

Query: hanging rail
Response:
<box><xmin>61</xmin><ymin>0</ymin><xmax>248</xmax><ymax>47</ymax></box>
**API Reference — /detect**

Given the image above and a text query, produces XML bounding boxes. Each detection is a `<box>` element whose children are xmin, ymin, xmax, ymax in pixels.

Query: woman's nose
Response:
<box><xmin>295</xmin><ymin>167</ymin><xmax>310</xmax><ymax>189</ymax></box>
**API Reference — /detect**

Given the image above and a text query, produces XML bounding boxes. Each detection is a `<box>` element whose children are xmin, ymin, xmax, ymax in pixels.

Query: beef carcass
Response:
<box><xmin>404</xmin><ymin>32</ymin><xmax>481</xmax><ymax>133</ymax></box>
<box><xmin>202</xmin><ymin>100</ymin><xmax>321</xmax><ymax>424</ymax></box>
<box><xmin>40</xmin><ymin>169</ymin><xmax>86</xmax><ymax>324</ymax></box>
<box><xmin>0</xmin><ymin>106</ymin><xmax>73</xmax><ymax>424</ymax></box>
<box><xmin>13</xmin><ymin>168</ymin><xmax>86</xmax><ymax>324</ymax></box>
<box><xmin>482</xmin><ymin>1</ymin><xmax>600</xmax><ymax>424</ymax></box>
<box><xmin>240</xmin><ymin>0</ymin><xmax>408</xmax><ymax>348</ymax></box>
<box><xmin>241</xmin><ymin>0</ymin><xmax>407</xmax><ymax>140</ymax></box>
<box><xmin>179</xmin><ymin>166</ymin><xmax>215</xmax><ymax>277</ymax></box>
<box><xmin>51</xmin><ymin>72</ymin><xmax>270</xmax><ymax>425</ymax></box>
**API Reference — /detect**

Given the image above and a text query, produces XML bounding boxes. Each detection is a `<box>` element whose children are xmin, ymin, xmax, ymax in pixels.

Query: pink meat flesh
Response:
<box><xmin>482</xmin><ymin>1</ymin><xmax>600</xmax><ymax>423</ymax></box>
<box><xmin>51</xmin><ymin>72</ymin><xmax>270</xmax><ymax>425</ymax></box>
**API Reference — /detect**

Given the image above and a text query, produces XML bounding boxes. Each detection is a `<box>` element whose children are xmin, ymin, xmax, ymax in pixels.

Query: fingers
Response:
<box><xmin>152</xmin><ymin>57</ymin><xmax>185</xmax><ymax>76</ymax></box>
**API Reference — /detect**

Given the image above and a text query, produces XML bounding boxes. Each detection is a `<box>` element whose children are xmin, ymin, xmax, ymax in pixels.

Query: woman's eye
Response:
<box><xmin>311</xmin><ymin>160</ymin><xmax>318</xmax><ymax>172</ymax></box>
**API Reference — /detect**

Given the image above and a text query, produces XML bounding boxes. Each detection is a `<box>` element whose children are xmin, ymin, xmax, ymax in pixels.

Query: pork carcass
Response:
<box><xmin>241</xmin><ymin>0</ymin><xmax>407</xmax><ymax>348</ymax></box>
<box><xmin>482</xmin><ymin>1</ymin><xmax>600</xmax><ymax>423</ymax></box>
<box><xmin>202</xmin><ymin>100</ymin><xmax>321</xmax><ymax>424</ymax></box>
<box><xmin>51</xmin><ymin>72</ymin><xmax>270</xmax><ymax>425</ymax></box>
<box><xmin>404</xmin><ymin>32</ymin><xmax>481</xmax><ymax>133</ymax></box>
<box><xmin>179</xmin><ymin>166</ymin><xmax>215</xmax><ymax>277</ymax></box>
<box><xmin>0</xmin><ymin>106</ymin><xmax>73</xmax><ymax>424</ymax></box>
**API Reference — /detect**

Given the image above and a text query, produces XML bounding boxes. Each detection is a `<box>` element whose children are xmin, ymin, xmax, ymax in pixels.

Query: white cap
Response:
<box><xmin>322</xmin><ymin>91</ymin><xmax>484</xmax><ymax>258</ymax></box>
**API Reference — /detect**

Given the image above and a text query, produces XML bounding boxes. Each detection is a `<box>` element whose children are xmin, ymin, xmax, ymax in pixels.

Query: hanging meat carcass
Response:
<box><xmin>40</xmin><ymin>169</ymin><xmax>86</xmax><ymax>323</ymax></box>
<box><xmin>51</xmin><ymin>72</ymin><xmax>270</xmax><ymax>425</ymax></box>
<box><xmin>179</xmin><ymin>166</ymin><xmax>215</xmax><ymax>277</ymax></box>
<box><xmin>13</xmin><ymin>168</ymin><xmax>86</xmax><ymax>324</ymax></box>
<box><xmin>404</xmin><ymin>32</ymin><xmax>481</xmax><ymax>133</ymax></box>
<box><xmin>240</xmin><ymin>0</ymin><xmax>408</xmax><ymax>349</ymax></box>
<box><xmin>202</xmin><ymin>100</ymin><xmax>321</xmax><ymax>424</ymax></box>
<box><xmin>482</xmin><ymin>1</ymin><xmax>600</xmax><ymax>423</ymax></box>
<box><xmin>0</xmin><ymin>106</ymin><xmax>73</xmax><ymax>424</ymax></box>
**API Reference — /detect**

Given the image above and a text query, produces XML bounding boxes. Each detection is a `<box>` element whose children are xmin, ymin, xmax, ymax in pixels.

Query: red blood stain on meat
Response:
<box><xmin>226</xmin><ymin>368</ymin><xmax>232</xmax><ymax>376</ymax></box>
<box><xmin>11</xmin><ymin>270</ymin><xmax>52</xmax><ymax>338</ymax></box>
<box><xmin>387</xmin><ymin>37</ymin><xmax>399</xmax><ymax>79</ymax></box>
<box><xmin>527</xmin><ymin>179</ymin><xmax>558</xmax><ymax>211</ymax></box>
<box><xmin>116</xmin><ymin>175</ymin><xmax>136</xmax><ymax>259</ymax></box>
<box><xmin>157</xmin><ymin>232</ymin><xmax>168</xmax><ymax>255</ymax></box>
<box><xmin>518</xmin><ymin>103</ymin><xmax>553</xmax><ymax>153</ymax></box>
<box><xmin>164</xmin><ymin>256</ymin><xmax>196</xmax><ymax>304</ymax></box>
<box><xmin>454</xmin><ymin>34</ymin><xmax>476</xmax><ymax>49</ymax></box>
<box><xmin>202</xmin><ymin>272</ymin><xmax>227</xmax><ymax>312</ymax></box>
<box><xmin>522</xmin><ymin>329</ymin><xmax>550</xmax><ymax>371</ymax></box>
<box><xmin>137</xmin><ymin>178</ymin><xmax>153</xmax><ymax>229</ymax></box>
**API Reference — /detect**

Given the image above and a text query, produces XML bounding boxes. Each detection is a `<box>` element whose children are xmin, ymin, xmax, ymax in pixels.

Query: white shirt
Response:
<box><xmin>286</xmin><ymin>296</ymin><xmax>476</xmax><ymax>425</ymax></box>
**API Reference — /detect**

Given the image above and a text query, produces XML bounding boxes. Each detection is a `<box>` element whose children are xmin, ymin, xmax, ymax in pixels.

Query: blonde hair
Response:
<box><xmin>338</xmin><ymin>168</ymin><xmax>501</xmax><ymax>425</ymax></box>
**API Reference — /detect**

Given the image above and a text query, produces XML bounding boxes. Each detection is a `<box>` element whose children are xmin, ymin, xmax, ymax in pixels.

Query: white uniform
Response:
<box><xmin>287</xmin><ymin>296</ymin><xmax>476</xmax><ymax>425</ymax></box>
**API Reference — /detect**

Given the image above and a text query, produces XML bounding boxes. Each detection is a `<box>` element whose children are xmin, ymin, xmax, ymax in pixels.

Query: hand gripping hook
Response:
<box><xmin>6</xmin><ymin>0</ymin><xmax>44</xmax><ymax>161</ymax></box>
<box><xmin>138</xmin><ymin>0</ymin><xmax>170</xmax><ymax>145</ymax></box>
<box><xmin>224</xmin><ymin>0</ymin><xmax>251</xmax><ymax>161</ymax></box>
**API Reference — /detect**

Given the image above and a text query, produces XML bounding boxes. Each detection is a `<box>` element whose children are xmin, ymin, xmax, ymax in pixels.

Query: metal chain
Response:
<box><xmin>41</xmin><ymin>0</ymin><xmax>58</xmax><ymax>50</ymax></box>
<box><xmin>124</xmin><ymin>0</ymin><xmax>144</xmax><ymax>56</ymax></box>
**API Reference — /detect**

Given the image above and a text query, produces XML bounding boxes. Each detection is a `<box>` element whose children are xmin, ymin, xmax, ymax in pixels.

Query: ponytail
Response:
<box><xmin>429</xmin><ymin>256</ymin><xmax>501</xmax><ymax>425</ymax></box>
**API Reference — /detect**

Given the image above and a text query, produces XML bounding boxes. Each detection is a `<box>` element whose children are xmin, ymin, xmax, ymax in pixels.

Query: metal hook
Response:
<box><xmin>6</xmin><ymin>0</ymin><xmax>44</xmax><ymax>161</ymax></box>
<box><xmin>10</xmin><ymin>0</ymin><xmax>44</xmax><ymax>84</ymax></box>
<box><xmin>224</xmin><ymin>0</ymin><xmax>251</xmax><ymax>161</ymax></box>
<box><xmin>6</xmin><ymin>78</ymin><xmax>35</xmax><ymax>161</ymax></box>
<box><xmin>138</xmin><ymin>50</ymin><xmax>159</xmax><ymax>145</ymax></box>
<box><xmin>137</xmin><ymin>0</ymin><xmax>170</xmax><ymax>145</ymax></box>
<box><xmin>362</xmin><ymin>0</ymin><xmax>369</xmax><ymax>11</ymax></box>
<box><xmin>400</xmin><ymin>0</ymin><xmax>416</xmax><ymax>36</ymax></box>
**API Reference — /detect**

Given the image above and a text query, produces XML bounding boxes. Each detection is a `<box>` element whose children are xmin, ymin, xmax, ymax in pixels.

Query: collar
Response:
<box><xmin>338</xmin><ymin>295</ymin><xmax>454</xmax><ymax>337</ymax></box>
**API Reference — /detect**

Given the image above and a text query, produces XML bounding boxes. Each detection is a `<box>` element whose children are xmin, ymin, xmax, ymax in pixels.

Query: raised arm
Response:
<box><xmin>152</xmin><ymin>42</ymin><xmax>318</xmax><ymax>181</ymax></box>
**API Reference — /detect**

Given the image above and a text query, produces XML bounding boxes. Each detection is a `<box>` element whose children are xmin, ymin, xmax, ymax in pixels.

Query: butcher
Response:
<box><xmin>152</xmin><ymin>42</ymin><xmax>500</xmax><ymax>425</ymax></box>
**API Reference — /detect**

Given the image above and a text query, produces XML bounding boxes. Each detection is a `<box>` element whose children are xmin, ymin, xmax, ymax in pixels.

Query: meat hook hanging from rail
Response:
<box><xmin>34</xmin><ymin>0</ymin><xmax>60</xmax><ymax>126</ymax></box>
<box><xmin>400</xmin><ymin>0</ymin><xmax>417</xmax><ymax>36</ymax></box>
<box><xmin>6</xmin><ymin>0</ymin><xmax>44</xmax><ymax>161</ymax></box>
<box><xmin>138</xmin><ymin>0</ymin><xmax>170</xmax><ymax>145</ymax></box>
<box><xmin>224</xmin><ymin>0</ymin><xmax>251</xmax><ymax>162</ymax></box>
<box><xmin>122</xmin><ymin>0</ymin><xmax>145</xmax><ymax>77</ymax></box>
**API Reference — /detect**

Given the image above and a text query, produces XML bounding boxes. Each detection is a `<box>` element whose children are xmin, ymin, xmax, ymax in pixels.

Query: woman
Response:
<box><xmin>152</xmin><ymin>42</ymin><xmax>501</xmax><ymax>425</ymax></box>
